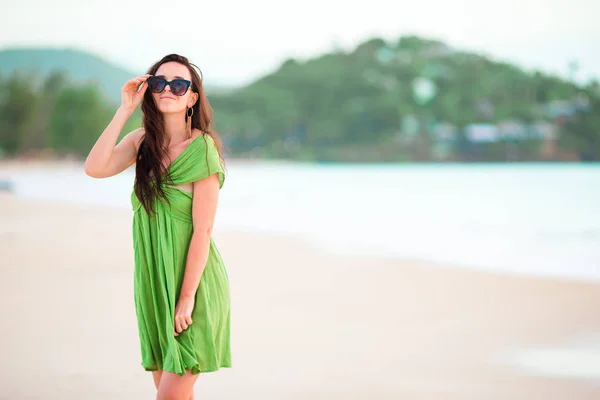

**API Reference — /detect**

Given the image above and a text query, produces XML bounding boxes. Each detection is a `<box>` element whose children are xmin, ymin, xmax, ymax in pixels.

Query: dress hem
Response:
<box><xmin>142</xmin><ymin>363</ymin><xmax>232</xmax><ymax>376</ymax></box>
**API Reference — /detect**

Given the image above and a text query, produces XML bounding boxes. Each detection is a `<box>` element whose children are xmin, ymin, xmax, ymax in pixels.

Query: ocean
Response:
<box><xmin>5</xmin><ymin>161</ymin><xmax>600</xmax><ymax>282</ymax></box>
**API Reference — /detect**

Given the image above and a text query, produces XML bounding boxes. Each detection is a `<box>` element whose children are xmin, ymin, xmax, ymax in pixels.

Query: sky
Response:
<box><xmin>1</xmin><ymin>0</ymin><xmax>599</xmax><ymax>86</ymax></box>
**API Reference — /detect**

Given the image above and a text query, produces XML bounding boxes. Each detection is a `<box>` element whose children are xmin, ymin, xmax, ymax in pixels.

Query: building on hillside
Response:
<box><xmin>430</xmin><ymin>122</ymin><xmax>458</xmax><ymax>160</ymax></box>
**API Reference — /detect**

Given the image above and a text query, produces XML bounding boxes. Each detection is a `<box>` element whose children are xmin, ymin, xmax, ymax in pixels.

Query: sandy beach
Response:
<box><xmin>1</xmin><ymin>189</ymin><xmax>600</xmax><ymax>399</ymax></box>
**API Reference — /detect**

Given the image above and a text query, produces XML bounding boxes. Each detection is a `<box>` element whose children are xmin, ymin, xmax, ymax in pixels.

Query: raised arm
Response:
<box><xmin>83</xmin><ymin>75</ymin><xmax>150</xmax><ymax>178</ymax></box>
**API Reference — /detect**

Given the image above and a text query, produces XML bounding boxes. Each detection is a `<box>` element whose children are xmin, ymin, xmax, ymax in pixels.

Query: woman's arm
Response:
<box><xmin>173</xmin><ymin>172</ymin><xmax>221</xmax><ymax>336</ymax></box>
<box><xmin>84</xmin><ymin>109</ymin><xmax>141</xmax><ymax>178</ymax></box>
<box><xmin>83</xmin><ymin>75</ymin><xmax>149</xmax><ymax>178</ymax></box>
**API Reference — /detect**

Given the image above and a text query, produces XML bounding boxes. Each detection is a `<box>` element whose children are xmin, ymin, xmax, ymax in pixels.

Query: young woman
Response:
<box><xmin>84</xmin><ymin>54</ymin><xmax>231</xmax><ymax>400</ymax></box>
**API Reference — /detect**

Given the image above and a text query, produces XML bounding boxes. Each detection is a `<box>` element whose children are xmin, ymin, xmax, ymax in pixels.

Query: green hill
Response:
<box><xmin>208</xmin><ymin>36</ymin><xmax>599</xmax><ymax>161</ymax></box>
<box><xmin>0</xmin><ymin>38</ymin><xmax>597</xmax><ymax>162</ymax></box>
<box><xmin>0</xmin><ymin>48</ymin><xmax>133</xmax><ymax>103</ymax></box>
<box><xmin>0</xmin><ymin>48</ymin><xmax>234</xmax><ymax>103</ymax></box>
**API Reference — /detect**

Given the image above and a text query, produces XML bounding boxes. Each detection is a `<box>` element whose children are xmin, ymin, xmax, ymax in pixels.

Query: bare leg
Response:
<box><xmin>152</xmin><ymin>371</ymin><xmax>163</xmax><ymax>390</ymax></box>
<box><xmin>152</xmin><ymin>371</ymin><xmax>194</xmax><ymax>399</ymax></box>
<box><xmin>156</xmin><ymin>370</ymin><xmax>198</xmax><ymax>400</ymax></box>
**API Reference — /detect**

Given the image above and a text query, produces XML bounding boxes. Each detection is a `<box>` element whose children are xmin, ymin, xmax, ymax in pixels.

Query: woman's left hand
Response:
<box><xmin>174</xmin><ymin>294</ymin><xmax>195</xmax><ymax>336</ymax></box>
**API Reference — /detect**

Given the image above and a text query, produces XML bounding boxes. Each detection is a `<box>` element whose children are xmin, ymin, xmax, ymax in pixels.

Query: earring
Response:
<box><xmin>186</xmin><ymin>107</ymin><xmax>194</xmax><ymax>139</ymax></box>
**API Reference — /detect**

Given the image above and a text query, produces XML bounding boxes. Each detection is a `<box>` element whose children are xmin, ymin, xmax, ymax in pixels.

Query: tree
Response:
<box><xmin>560</xmin><ymin>91</ymin><xmax>600</xmax><ymax>161</ymax></box>
<box><xmin>20</xmin><ymin>71</ymin><xmax>70</xmax><ymax>151</ymax></box>
<box><xmin>0</xmin><ymin>71</ymin><xmax>37</xmax><ymax>154</ymax></box>
<box><xmin>49</xmin><ymin>83</ymin><xmax>113</xmax><ymax>155</ymax></box>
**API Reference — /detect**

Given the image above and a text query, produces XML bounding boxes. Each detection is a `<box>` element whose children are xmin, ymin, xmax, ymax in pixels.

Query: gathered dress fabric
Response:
<box><xmin>130</xmin><ymin>134</ymin><xmax>231</xmax><ymax>376</ymax></box>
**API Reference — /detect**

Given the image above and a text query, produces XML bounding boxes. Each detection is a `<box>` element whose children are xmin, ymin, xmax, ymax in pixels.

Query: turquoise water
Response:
<box><xmin>4</xmin><ymin>162</ymin><xmax>600</xmax><ymax>281</ymax></box>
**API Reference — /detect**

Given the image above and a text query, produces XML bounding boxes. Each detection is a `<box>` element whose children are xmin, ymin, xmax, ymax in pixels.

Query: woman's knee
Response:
<box><xmin>156</xmin><ymin>389</ymin><xmax>176</xmax><ymax>400</ymax></box>
<box><xmin>156</xmin><ymin>387</ymin><xmax>194</xmax><ymax>400</ymax></box>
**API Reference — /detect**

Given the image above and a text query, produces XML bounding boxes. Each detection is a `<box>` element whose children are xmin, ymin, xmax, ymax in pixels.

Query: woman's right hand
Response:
<box><xmin>120</xmin><ymin>74</ymin><xmax>151</xmax><ymax>112</ymax></box>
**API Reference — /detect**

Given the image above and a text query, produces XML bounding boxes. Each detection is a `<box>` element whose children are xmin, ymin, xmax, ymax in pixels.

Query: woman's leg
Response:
<box><xmin>156</xmin><ymin>370</ymin><xmax>198</xmax><ymax>400</ymax></box>
<box><xmin>152</xmin><ymin>371</ymin><xmax>163</xmax><ymax>390</ymax></box>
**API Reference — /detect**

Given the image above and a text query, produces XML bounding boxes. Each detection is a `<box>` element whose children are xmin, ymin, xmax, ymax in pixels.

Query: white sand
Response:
<box><xmin>1</xmin><ymin>192</ymin><xmax>600</xmax><ymax>399</ymax></box>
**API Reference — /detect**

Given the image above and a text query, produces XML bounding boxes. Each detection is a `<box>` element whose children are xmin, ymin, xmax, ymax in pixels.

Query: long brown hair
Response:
<box><xmin>134</xmin><ymin>54</ymin><xmax>225</xmax><ymax>216</ymax></box>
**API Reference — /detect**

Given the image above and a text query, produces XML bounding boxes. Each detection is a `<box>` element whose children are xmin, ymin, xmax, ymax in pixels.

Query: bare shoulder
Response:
<box><xmin>194</xmin><ymin>129</ymin><xmax>217</xmax><ymax>146</ymax></box>
<box><xmin>128</xmin><ymin>127</ymin><xmax>145</xmax><ymax>151</ymax></box>
<box><xmin>191</xmin><ymin>128</ymin><xmax>205</xmax><ymax>141</ymax></box>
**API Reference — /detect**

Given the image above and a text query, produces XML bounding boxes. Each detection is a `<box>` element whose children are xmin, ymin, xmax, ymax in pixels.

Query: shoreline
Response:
<box><xmin>3</xmin><ymin>189</ymin><xmax>600</xmax><ymax>286</ymax></box>
<box><xmin>1</xmin><ymin>157</ymin><xmax>599</xmax><ymax>286</ymax></box>
<box><xmin>4</xmin><ymin>188</ymin><xmax>599</xmax><ymax>285</ymax></box>
<box><xmin>1</xmin><ymin>156</ymin><xmax>599</xmax><ymax>170</ymax></box>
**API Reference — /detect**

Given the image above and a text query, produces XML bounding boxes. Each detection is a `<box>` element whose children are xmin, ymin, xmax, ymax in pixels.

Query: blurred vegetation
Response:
<box><xmin>0</xmin><ymin>69</ymin><xmax>142</xmax><ymax>158</ymax></box>
<box><xmin>0</xmin><ymin>48</ymin><xmax>235</xmax><ymax>103</ymax></box>
<box><xmin>0</xmin><ymin>36</ymin><xmax>599</xmax><ymax>162</ymax></box>
<box><xmin>0</xmin><ymin>48</ymin><xmax>134</xmax><ymax>104</ymax></box>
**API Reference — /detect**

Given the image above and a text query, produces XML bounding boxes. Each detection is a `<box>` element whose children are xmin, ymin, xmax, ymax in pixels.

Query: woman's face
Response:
<box><xmin>151</xmin><ymin>61</ymin><xmax>198</xmax><ymax>114</ymax></box>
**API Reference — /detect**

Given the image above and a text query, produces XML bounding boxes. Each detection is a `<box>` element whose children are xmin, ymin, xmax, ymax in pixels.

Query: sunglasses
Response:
<box><xmin>147</xmin><ymin>76</ymin><xmax>192</xmax><ymax>96</ymax></box>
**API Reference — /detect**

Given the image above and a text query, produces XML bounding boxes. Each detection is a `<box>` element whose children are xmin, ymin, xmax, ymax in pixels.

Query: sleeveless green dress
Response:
<box><xmin>130</xmin><ymin>134</ymin><xmax>231</xmax><ymax>376</ymax></box>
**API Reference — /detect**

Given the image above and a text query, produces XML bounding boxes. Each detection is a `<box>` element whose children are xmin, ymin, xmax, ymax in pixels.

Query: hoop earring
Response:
<box><xmin>186</xmin><ymin>107</ymin><xmax>194</xmax><ymax>139</ymax></box>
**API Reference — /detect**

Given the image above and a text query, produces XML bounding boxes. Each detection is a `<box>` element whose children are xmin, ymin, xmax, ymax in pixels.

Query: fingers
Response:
<box><xmin>138</xmin><ymin>80</ymin><xmax>148</xmax><ymax>95</ymax></box>
<box><xmin>123</xmin><ymin>75</ymin><xmax>151</xmax><ymax>90</ymax></box>
<box><xmin>174</xmin><ymin>315</ymin><xmax>193</xmax><ymax>336</ymax></box>
<box><xmin>136</xmin><ymin>74</ymin><xmax>151</xmax><ymax>84</ymax></box>
<box><xmin>175</xmin><ymin>318</ymin><xmax>183</xmax><ymax>335</ymax></box>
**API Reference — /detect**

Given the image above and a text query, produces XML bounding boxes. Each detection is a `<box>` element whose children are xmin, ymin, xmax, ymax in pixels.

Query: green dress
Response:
<box><xmin>130</xmin><ymin>134</ymin><xmax>231</xmax><ymax>376</ymax></box>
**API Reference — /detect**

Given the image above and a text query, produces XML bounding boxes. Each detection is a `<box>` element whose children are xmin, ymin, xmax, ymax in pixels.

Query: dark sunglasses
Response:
<box><xmin>147</xmin><ymin>76</ymin><xmax>192</xmax><ymax>96</ymax></box>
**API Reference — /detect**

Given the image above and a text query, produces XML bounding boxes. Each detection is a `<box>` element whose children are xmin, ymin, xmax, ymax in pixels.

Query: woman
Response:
<box><xmin>84</xmin><ymin>54</ymin><xmax>231</xmax><ymax>400</ymax></box>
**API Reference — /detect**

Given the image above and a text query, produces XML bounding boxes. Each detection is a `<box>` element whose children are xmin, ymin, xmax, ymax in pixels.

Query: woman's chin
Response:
<box><xmin>158</xmin><ymin>104</ymin><xmax>184</xmax><ymax>114</ymax></box>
